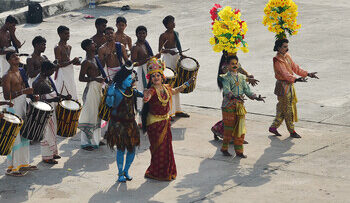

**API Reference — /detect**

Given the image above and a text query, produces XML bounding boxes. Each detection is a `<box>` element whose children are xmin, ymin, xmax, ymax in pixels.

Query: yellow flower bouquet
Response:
<box><xmin>262</xmin><ymin>0</ymin><xmax>301</xmax><ymax>39</ymax></box>
<box><xmin>209</xmin><ymin>5</ymin><xmax>249</xmax><ymax>54</ymax></box>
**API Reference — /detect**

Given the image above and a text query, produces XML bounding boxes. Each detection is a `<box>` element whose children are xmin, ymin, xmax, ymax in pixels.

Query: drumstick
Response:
<box><xmin>175</xmin><ymin>48</ymin><xmax>190</xmax><ymax>54</ymax></box>
<box><xmin>159</xmin><ymin>40</ymin><xmax>168</xmax><ymax>54</ymax></box>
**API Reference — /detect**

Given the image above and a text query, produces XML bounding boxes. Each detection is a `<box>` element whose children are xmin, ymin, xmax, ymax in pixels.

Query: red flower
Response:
<box><xmin>234</xmin><ymin>9</ymin><xmax>241</xmax><ymax>14</ymax></box>
<box><xmin>214</xmin><ymin>4</ymin><xmax>222</xmax><ymax>9</ymax></box>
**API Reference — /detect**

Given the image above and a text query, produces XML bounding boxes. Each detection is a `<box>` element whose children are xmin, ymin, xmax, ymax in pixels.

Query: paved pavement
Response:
<box><xmin>0</xmin><ymin>0</ymin><xmax>349</xmax><ymax>202</ymax></box>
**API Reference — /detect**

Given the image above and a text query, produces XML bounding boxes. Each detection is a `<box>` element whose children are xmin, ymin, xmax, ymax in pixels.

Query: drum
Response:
<box><xmin>21</xmin><ymin>101</ymin><xmax>54</xmax><ymax>141</ymax></box>
<box><xmin>164</xmin><ymin>67</ymin><xmax>177</xmax><ymax>87</ymax></box>
<box><xmin>56</xmin><ymin>99</ymin><xmax>82</xmax><ymax>137</ymax></box>
<box><xmin>174</xmin><ymin>56</ymin><xmax>199</xmax><ymax>93</ymax></box>
<box><xmin>98</xmin><ymin>86</ymin><xmax>112</xmax><ymax>121</ymax></box>
<box><xmin>0</xmin><ymin>112</ymin><xmax>23</xmax><ymax>156</ymax></box>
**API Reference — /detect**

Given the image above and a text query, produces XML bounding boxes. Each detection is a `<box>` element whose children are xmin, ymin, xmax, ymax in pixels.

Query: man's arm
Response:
<box><xmin>3</xmin><ymin>74</ymin><xmax>33</xmax><ymax>100</ymax></box>
<box><xmin>127</xmin><ymin>36</ymin><xmax>132</xmax><ymax>51</ymax></box>
<box><xmin>131</xmin><ymin>46</ymin><xmax>138</xmax><ymax>63</ymax></box>
<box><xmin>121</xmin><ymin>44</ymin><xmax>128</xmax><ymax>62</ymax></box>
<box><xmin>98</xmin><ymin>47</ymin><xmax>106</xmax><ymax>68</ymax></box>
<box><xmin>287</xmin><ymin>54</ymin><xmax>308</xmax><ymax>77</ymax></box>
<box><xmin>9</xmin><ymin>27</ymin><xmax>21</xmax><ymax>48</ymax></box>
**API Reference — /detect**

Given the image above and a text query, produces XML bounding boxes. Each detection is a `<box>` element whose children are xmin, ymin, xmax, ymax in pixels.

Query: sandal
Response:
<box><xmin>82</xmin><ymin>146</ymin><xmax>95</xmax><ymax>151</ymax></box>
<box><xmin>43</xmin><ymin>159</ymin><xmax>58</xmax><ymax>165</ymax></box>
<box><xmin>6</xmin><ymin>170</ymin><xmax>27</xmax><ymax>177</ymax></box>
<box><xmin>53</xmin><ymin>155</ymin><xmax>61</xmax><ymax>159</ymax></box>
<box><xmin>21</xmin><ymin>165</ymin><xmax>38</xmax><ymax>171</ymax></box>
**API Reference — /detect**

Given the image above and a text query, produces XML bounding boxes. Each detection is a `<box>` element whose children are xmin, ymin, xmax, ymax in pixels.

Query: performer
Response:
<box><xmin>141</xmin><ymin>57</ymin><xmax>195</xmax><ymax>181</ymax></box>
<box><xmin>0</xmin><ymin>15</ymin><xmax>22</xmax><ymax>78</ymax></box>
<box><xmin>159</xmin><ymin>15</ymin><xmax>189</xmax><ymax>118</ymax></box>
<box><xmin>78</xmin><ymin>39</ymin><xmax>105</xmax><ymax>151</ymax></box>
<box><xmin>91</xmin><ymin>18</ymin><xmax>107</xmax><ymax>52</ymax></box>
<box><xmin>114</xmin><ymin>17</ymin><xmax>132</xmax><ymax>54</ymax></box>
<box><xmin>2</xmin><ymin>51</ymin><xmax>37</xmax><ymax>176</ymax></box>
<box><xmin>54</xmin><ymin>25</ymin><xmax>80</xmax><ymax>100</ymax></box>
<box><xmin>269</xmin><ymin>39</ymin><xmax>318</xmax><ymax>138</ymax></box>
<box><xmin>218</xmin><ymin>55</ymin><xmax>265</xmax><ymax>158</ymax></box>
<box><xmin>26</xmin><ymin>36</ymin><xmax>48</xmax><ymax>86</ymax></box>
<box><xmin>211</xmin><ymin>51</ymin><xmax>259</xmax><ymax>141</ymax></box>
<box><xmin>33</xmin><ymin>60</ymin><xmax>71</xmax><ymax>164</ymax></box>
<box><xmin>105</xmin><ymin>62</ymin><xmax>143</xmax><ymax>182</ymax></box>
<box><xmin>98</xmin><ymin>27</ymin><xmax>128</xmax><ymax>81</ymax></box>
<box><xmin>131</xmin><ymin>26</ymin><xmax>157</xmax><ymax>120</ymax></box>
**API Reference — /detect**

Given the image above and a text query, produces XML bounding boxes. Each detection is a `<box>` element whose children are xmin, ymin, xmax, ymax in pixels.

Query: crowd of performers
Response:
<box><xmin>0</xmin><ymin>9</ymin><xmax>318</xmax><ymax>182</ymax></box>
<box><xmin>0</xmin><ymin>15</ymin><xmax>194</xmax><ymax>181</ymax></box>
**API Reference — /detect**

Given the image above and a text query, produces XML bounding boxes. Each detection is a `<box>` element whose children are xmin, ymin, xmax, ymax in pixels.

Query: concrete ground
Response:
<box><xmin>0</xmin><ymin>0</ymin><xmax>349</xmax><ymax>202</ymax></box>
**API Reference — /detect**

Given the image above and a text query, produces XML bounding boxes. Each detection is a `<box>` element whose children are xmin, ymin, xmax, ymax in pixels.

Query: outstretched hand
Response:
<box><xmin>295</xmin><ymin>77</ymin><xmax>308</xmax><ymax>83</ymax></box>
<box><xmin>143</xmin><ymin>89</ymin><xmax>152</xmax><ymax>102</ymax></box>
<box><xmin>248</xmin><ymin>78</ymin><xmax>259</xmax><ymax>86</ymax></box>
<box><xmin>308</xmin><ymin>72</ymin><xmax>319</xmax><ymax>79</ymax></box>
<box><xmin>255</xmin><ymin>95</ymin><xmax>266</xmax><ymax>103</ymax></box>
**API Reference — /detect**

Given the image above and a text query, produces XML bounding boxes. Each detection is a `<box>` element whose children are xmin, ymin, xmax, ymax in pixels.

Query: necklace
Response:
<box><xmin>154</xmin><ymin>85</ymin><xmax>170</xmax><ymax>106</ymax></box>
<box><xmin>118</xmin><ymin>88</ymin><xmax>134</xmax><ymax>97</ymax></box>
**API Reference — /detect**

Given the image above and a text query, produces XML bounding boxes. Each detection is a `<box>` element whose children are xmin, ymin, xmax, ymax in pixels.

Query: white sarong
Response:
<box><xmin>78</xmin><ymin>81</ymin><xmax>103</xmax><ymax>148</ymax></box>
<box><xmin>162</xmin><ymin>49</ymin><xmax>182</xmax><ymax>115</ymax></box>
<box><xmin>106</xmin><ymin>66</ymin><xmax>121</xmax><ymax>82</ymax></box>
<box><xmin>55</xmin><ymin>64</ymin><xmax>77</xmax><ymax>100</ymax></box>
<box><xmin>0</xmin><ymin>54</ymin><xmax>10</xmax><ymax>77</ymax></box>
<box><xmin>7</xmin><ymin>94</ymin><xmax>29</xmax><ymax>173</ymax></box>
<box><xmin>41</xmin><ymin>91</ymin><xmax>58</xmax><ymax>160</ymax></box>
<box><xmin>135</xmin><ymin>63</ymin><xmax>148</xmax><ymax>112</ymax></box>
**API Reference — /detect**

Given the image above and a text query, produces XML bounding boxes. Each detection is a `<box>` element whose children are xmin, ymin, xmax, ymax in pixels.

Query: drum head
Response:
<box><xmin>180</xmin><ymin>58</ymin><xmax>198</xmax><ymax>71</ymax></box>
<box><xmin>32</xmin><ymin>101</ymin><xmax>53</xmax><ymax>111</ymax></box>
<box><xmin>60</xmin><ymin>100</ymin><xmax>80</xmax><ymax>110</ymax></box>
<box><xmin>164</xmin><ymin>67</ymin><xmax>175</xmax><ymax>78</ymax></box>
<box><xmin>3</xmin><ymin>113</ymin><xmax>21</xmax><ymax>124</ymax></box>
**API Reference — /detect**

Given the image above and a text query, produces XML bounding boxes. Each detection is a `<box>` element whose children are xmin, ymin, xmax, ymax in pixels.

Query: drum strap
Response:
<box><xmin>144</xmin><ymin>40</ymin><xmax>154</xmax><ymax>56</ymax></box>
<box><xmin>48</xmin><ymin>76</ymin><xmax>59</xmax><ymax>94</ymax></box>
<box><xmin>174</xmin><ymin>31</ymin><xmax>182</xmax><ymax>53</ymax></box>
<box><xmin>95</xmin><ymin>55</ymin><xmax>109</xmax><ymax>83</ymax></box>
<box><xmin>19</xmin><ymin>68</ymin><xmax>29</xmax><ymax>88</ymax></box>
<box><xmin>115</xmin><ymin>42</ymin><xmax>123</xmax><ymax>66</ymax></box>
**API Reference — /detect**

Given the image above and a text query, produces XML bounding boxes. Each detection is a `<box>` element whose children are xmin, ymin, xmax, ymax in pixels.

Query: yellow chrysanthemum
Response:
<box><xmin>262</xmin><ymin>0</ymin><xmax>301</xmax><ymax>39</ymax></box>
<box><xmin>210</xmin><ymin>6</ymin><xmax>249</xmax><ymax>54</ymax></box>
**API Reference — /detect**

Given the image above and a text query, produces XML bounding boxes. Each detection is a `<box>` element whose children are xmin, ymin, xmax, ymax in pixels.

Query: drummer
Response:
<box><xmin>33</xmin><ymin>60</ymin><xmax>71</xmax><ymax>164</ymax></box>
<box><xmin>2</xmin><ymin>51</ymin><xmax>38</xmax><ymax>176</ymax></box>
<box><xmin>98</xmin><ymin>27</ymin><xmax>128</xmax><ymax>81</ymax></box>
<box><xmin>26</xmin><ymin>36</ymin><xmax>48</xmax><ymax>86</ymax></box>
<box><xmin>0</xmin><ymin>15</ymin><xmax>22</xmax><ymax>78</ymax></box>
<box><xmin>131</xmin><ymin>26</ymin><xmax>160</xmax><ymax>124</ymax></box>
<box><xmin>114</xmin><ymin>17</ymin><xmax>132</xmax><ymax>55</ymax></box>
<box><xmin>78</xmin><ymin>39</ymin><xmax>105</xmax><ymax>151</ymax></box>
<box><xmin>91</xmin><ymin>18</ymin><xmax>107</xmax><ymax>53</ymax></box>
<box><xmin>159</xmin><ymin>15</ymin><xmax>189</xmax><ymax>118</ymax></box>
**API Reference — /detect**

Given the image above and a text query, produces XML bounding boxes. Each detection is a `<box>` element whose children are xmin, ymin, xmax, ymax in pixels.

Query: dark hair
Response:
<box><xmin>5</xmin><ymin>15</ymin><xmax>18</xmax><ymax>24</ymax></box>
<box><xmin>41</xmin><ymin>60</ymin><xmax>56</xmax><ymax>73</ymax></box>
<box><xmin>32</xmin><ymin>36</ymin><xmax>46</xmax><ymax>47</ymax></box>
<box><xmin>81</xmin><ymin>39</ymin><xmax>93</xmax><ymax>51</ymax></box>
<box><xmin>135</xmin><ymin>25</ymin><xmax>147</xmax><ymax>35</ymax></box>
<box><xmin>6</xmin><ymin>51</ymin><xmax>16</xmax><ymax>61</ymax></box>
<box><xmin>57</xmin><ymin>25</ymin><xmax>69</xmax><ymax>34</ymax></box>
<box><xmin>95</xmin><ymin>18</ymin><xmax>107</xmax><ymax>26</ymax></box>
<box><xmin>104</xmin><ymin>26</ymin><xmax>114</xmax><ymax>33</ymax></box>
<box><xmin>116</xmin><ymin>16</ymin><xmax>127</xmax><ymax>24</ymax></box>
<box><xmin>162</xmin><ymin>15</ymin><xmax>174</xmax><ymax>27</ymax></box>
<box><xmin>217</xmin><ymin>54</ymin><xmax>239</xmax><ymax>90</ymax></box>
<box><xmin>273</xmin><ymin>38</ymin><xmax>289</xmax><ymax>51</ymax></box>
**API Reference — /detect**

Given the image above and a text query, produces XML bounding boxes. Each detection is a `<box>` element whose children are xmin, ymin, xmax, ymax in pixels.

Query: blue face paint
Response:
<box><xmin>121</xmin><ymin>75</ymin><xmax>133</xmax><ymax>89</ymax></box>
